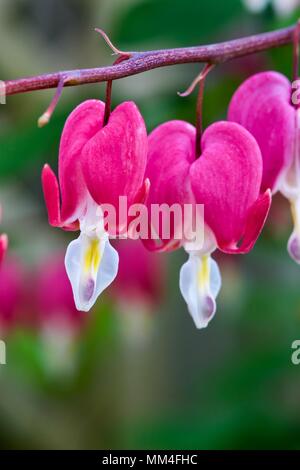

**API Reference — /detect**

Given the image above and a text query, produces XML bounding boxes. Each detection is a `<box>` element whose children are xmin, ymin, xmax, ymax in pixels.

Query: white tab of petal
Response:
<box><xmin>279</xmin><ymin>108</ymin><xmax>300</xmax><ymax>200</ymax></box>
<box><xmin>179</xmin><ymin>252</ymin><xmax>221</xmax><ymax>329</ymax></box>
<box><xmin>287</xmin><ymin>197</ymin><xmax>300</xmax><ymax>264</ymax></box>
<box><xmin>65</xmin><ymin>232</ymin><xmax>119</xmax><ymax>312</ymax></box>
<box><xmin>242</xmin><ymin>0</ymin><xmax>269</xmax><ymax>14</ymax></box>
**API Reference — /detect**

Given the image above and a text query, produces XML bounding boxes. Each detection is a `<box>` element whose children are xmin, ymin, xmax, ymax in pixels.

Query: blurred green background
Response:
<box><xmin>1</xmin><ymin>0</ymin><xmax>300</xmax><ymax>450</ymax></box>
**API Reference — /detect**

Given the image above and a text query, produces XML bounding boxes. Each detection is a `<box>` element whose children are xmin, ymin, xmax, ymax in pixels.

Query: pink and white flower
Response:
<box><xmin>143</xmin><ymin>120</ymin><xmax>271</xmax><ymax>328</ymax></box>
<box><xmin>42</xmin><ymin>100</ymin><xmax>148</xmax><ymax>312</ymax></box>
<box><xmin>228</xmin><ymin>71</ymin><xmax>300</xmax><ymax>263</ymax></box>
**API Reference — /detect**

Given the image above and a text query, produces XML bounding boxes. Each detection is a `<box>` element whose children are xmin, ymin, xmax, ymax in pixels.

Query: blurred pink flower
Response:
<box><xmin>0</xmin><ymin>205</ymin><xmax>8</xmax><ymax>264</ymax></box>
<box><xmin>0</xmin><ymin>257</ymin><xmax>24</xmax><ymax>333</ymax></box>
<box><xmin>34</xmin><ymin>254</ymin><xmax>88</xmax><ymax>377</ymax></box>
<box><xmin>35</xmin><ymin>254</ymin><xmax>85</xmax><ymax>332</ymax></box>
<box><xmin>111</xmin><ymin>239</ymin><xmax>165</xmax><ymax>311</ymax></box>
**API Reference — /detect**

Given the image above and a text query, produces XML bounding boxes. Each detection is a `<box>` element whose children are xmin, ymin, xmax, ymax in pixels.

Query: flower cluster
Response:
<box><xmin>42</xmin><ymin>100</ymin><xmax>148</xmax><ymax>312</ymax></box>
<box><xmin>38</xmin><ymin>66</ymin><xmax>300</xmax><ymax>330</ymax></box>
<box><xmin>34</xmin><ymin>91</ymin><xmax>260</xmax><ymax>328</ymax></box>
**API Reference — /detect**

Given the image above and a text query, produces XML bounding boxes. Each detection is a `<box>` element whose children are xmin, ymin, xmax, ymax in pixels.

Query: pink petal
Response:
<box><xmin>0</xmin><ymin>234</ymin><xmax>8</xmax><ymax>264</ymax></box>
<box><xmin>133</xmin><ymin>178</ymin><xmax>151</xmax><ymax>206</ymax></box>
<box><xmin>228</xmin><ymin>71</ymin><xmax>295</xmax><ymax>192</ymax></box>
<box><xmin>220</xmin><ymin>189</ymin><xmax>271</xmax><ymax>254</ymax></box>
<box><xmin>0</xmin><ymin>256</ymin><xmax>24</xmax><ymax>331</ymax></box>
<box><xmin>35</xmin><ymin>253</ymin><xmax>85</xmax><ymax>330</ymax></box>
<box><xmin>59</xmin><ymin>99</ymin><xmax>105</xmax><ymax>224</ymax></box>
<box><xmin>142</xmin><ymin>120</ymin><xmax>196</xmax><ymax>252</ymax></box>
<box><xmin>81</xmin><ymin>101</ymin><xmax>148</xmax><ymax>228</ymax></box>
<box><xmin>42</xmin><ymin>164</ymin><xmax>61</xmax><ymax>227</ymax></box>
<box><xmin>190</xmin><ymin>121</ymin><xmax>266</xmax><ymax>253</ymax></box>
<box><xmin>41</xmin><ymin>164</ymin><xmax>78</xmax><ymax>231</ymax></box>
<box><xmin>124</xmin><ymin>178</ymin><xmax>151</xmax><ymax>238</ymax></box>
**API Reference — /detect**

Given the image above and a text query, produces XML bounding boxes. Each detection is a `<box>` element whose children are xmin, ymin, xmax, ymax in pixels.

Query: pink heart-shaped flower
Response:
<box><xmin>228</xmin><ymin>71</ymin><xmax>295</xmax><ymax>193</ymax></box>
<box><xmin>190</xmin><ymin>121</ymin><xmax>271</xmax><ymax>253</ymax></box>
<box><xmin>42</xmin><ymin>100</ymin><xmax>148</xmax><ymax>233</ymax></box>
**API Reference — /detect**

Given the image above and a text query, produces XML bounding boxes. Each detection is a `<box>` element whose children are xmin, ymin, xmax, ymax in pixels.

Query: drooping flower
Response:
<box><xmin>42</xmin><ymin>100</ymin><xmax>148</xmax><ymax>312</ymax></box>
<box><xmin>228</xmin><ymin>71</ymin><xmax>300</xmax><ymax>263</ymax></box>
<box><xmin>143</xmin><ymin>120</ymin><xmax>271</xmax><ymax>328</ymax></box>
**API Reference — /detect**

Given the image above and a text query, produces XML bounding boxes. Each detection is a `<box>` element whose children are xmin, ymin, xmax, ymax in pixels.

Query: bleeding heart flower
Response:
<box><xmin>42</xmin><ymin>100</ymin><xmax>148</xmax><ymax>312</ymax></box>
<box><xmin>144</xmin><ymin>120</ymin><xmax>271</xmax><ymax>329</ymax></box>
<box><xmin>228</xmin><ymin>71</ymin><xmax>300</xmax><ymax>263</ymax></box>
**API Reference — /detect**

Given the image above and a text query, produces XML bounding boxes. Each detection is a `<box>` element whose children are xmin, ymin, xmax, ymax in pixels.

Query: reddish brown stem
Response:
<box><xmin>179</xmin><ymin>63</ymin><xmax>215</xmax><ymax>156</ymax></box>
<box><xmin>196</xmin><ymin>82</ymin><xmax>204</xmax><ymax>157</ymax></box>
<box><xmin>195</xmin><ymin>67</ymin><xmax>212</xmax><ymax>157</ymax></box>
<box><xmin>3</xmin><ymin>25</ymin><xmax>299</xmax><ymax>97</ymax></box>
<box><xmin>103</xmin><ymin>55</ymin><xmax>130</xmax><ymax>126</ymax></box>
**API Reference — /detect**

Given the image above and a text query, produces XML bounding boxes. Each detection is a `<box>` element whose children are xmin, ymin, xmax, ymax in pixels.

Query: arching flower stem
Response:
<box><xmin>103</xmin><ymin>55</ymin><xmax>131</xmax><ymax>126</ymax></box>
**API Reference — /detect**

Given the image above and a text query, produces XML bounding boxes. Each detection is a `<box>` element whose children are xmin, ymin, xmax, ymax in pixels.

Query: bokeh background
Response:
<box><xmin>1</xmin><ymin>0</ymin><xmax>300</xmax><ymax>450</ymax></box>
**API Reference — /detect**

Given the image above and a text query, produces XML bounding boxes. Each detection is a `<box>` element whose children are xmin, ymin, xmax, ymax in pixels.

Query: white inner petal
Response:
<box><xmin>279</xmin><ymin>109</ymin><xmax>300</xmax><ymax>264</ymax></box>
<box><xmin>185</xmin><ymin>224</ymin><xmax>217</xmax><ymax>255</ymax></box>
<box><xmin>179</xmin><ymin>250</ymin><xmax>222</xmax><ymax>329</ymax></box>
<box><xmin>65</xmin><ymin>200</ymin><xmax>119</xmax><ymax>312</ymax></box>
<box><xmin>287</xmin><ymin>197</ymin><xmax>300</xmax><ymax>264</ymax></box>
<box><xmin>279</xmin><ymin>109</ymin><xmax>300</xmax><ymax>200</ymax></box>
<box><xmin>273</xmin><ymin>0</ymin><xmax>299</xmax><ymax>17</ymax></box>
<box><xmin>242</xmin><ymin>0</ymin><xmax>269</xmax><ymax>14</ymax></box>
